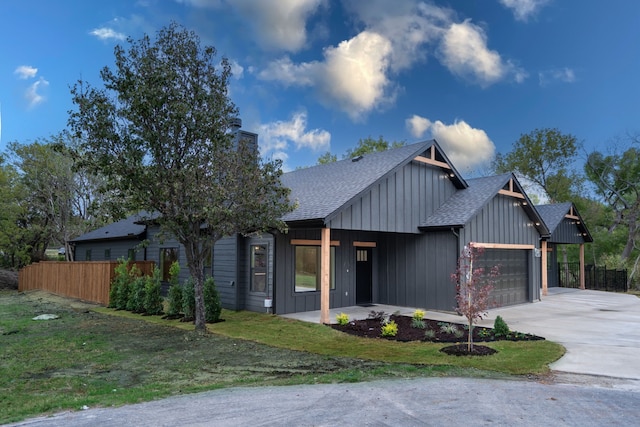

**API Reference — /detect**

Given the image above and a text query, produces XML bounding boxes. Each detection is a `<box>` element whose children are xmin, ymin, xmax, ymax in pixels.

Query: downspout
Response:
<box><xmin>451</xmin><ymin>227</ymin><xmax>460</xmax><ymax>256</ymax></box>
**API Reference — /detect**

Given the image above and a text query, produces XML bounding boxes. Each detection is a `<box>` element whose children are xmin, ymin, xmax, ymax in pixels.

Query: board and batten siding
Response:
<box><xmin>213</xmin><ymin>235</ymin><xmax>240</xmax><ymax>310</ymax></box>
<box><xmin>550</xmin><ymin>217</ymin><xmax>589</xmax><ymax>244</ymax></box>
<box><xmin>377</xmin><ymin>231</ymin><xmax>458</xmax><ymax>312</ymax></box>
<box><xmin>459</xmin><ymin>194</ymin><xmax>542</xmax><ymax>303</ymax></box>
<box><xmin>273</xmin><ymin>229</ymin><xmax>381</xmax><ymax>314</ymax></box>
<box><xmin>326</xmin><ymin>160</ymin><xmax>458</xmax><ymax>233</ymax></box>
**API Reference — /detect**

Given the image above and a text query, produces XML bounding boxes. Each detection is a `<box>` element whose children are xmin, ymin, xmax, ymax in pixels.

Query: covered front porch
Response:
<box><xmin>280</xmin><ymin>303</ymin><xmax>464</xmax><ymax>325</ymax></box>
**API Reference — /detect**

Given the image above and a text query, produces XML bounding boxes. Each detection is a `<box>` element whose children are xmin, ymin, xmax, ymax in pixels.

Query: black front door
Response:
<box><xmin>356</xmin><ymin>248</ymin><xmax>372</xmax><ymax>305</ymax></box>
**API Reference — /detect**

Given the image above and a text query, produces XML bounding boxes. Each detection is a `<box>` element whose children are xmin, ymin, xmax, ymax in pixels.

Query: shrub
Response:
<box><xmin>109</xmin><ymin>258</ymin><xmax>130</xmax><ymax>309</ymax></box>
<box><xmin>493</xmin><ymin>315</ymin><xmax>510</xmax><ymax>337</ymax></box>
<box><xmin>166</xmin><ymin>284</ymin><xmax>183</xmax><ymax>317</ymax></box>
<box><xmin>203</xmin><ymin>277</ymin><xmax>222</xmax><ymax>323</ymax></box>
<box><xmin>127</xmin><ymin>274</ymin><xmax>146</xmax><ymax>313</ymax></box>
<box><xmin>168</xmin><ymin>261</ymin><xmax>180</xmax><ymax>287</ymax></box>
<box><xmin>424</xmin><ymin>329</ymin><xmax>436</xmax><ymax>339</ymax></box>
<box><xmin>182</xmin><ymin>278</ymin><xmax>196</xmax><ymax>321</ymax></box>
<box><xmin>336</xmin><ymin>312</ymin><xmax>350</xmax><ymax>325</ymax></box>
<box><xmin>381</xmin><ymin>320</ymin><xmax>398</xmax><ymax>337</ymax></box>
<box><xmin>412</xmin><ymin>309</ymin><xmax>425</xmax><ymax>321</ymax></box>
<box><xmin>367</xmin><ymin>310</ymin><xmax>386</xmax><ymax>321</ymax></box>
<box><xmin>411</xmin><ymin>317</ymin><xmax>426</xmax><ymax>329</ymax></box>
<box><xmin>439</xmin><ymin>323</ymin><xmax>459</xmax><ymax>335</ymax></box>
<box><xmin>143</xmin><ymin>267</ymin><xmax>164</xmax><ymax>315</ymax></box>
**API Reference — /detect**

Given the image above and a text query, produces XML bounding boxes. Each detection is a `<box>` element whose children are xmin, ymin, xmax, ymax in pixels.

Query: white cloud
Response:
<box><xmin>538</xmin><ymin>67</ymin><xmax>576</xmax><ymax>86</ymax></box>
<box><xmin>406</xmin><ymin>115</ymin><xmax>432</xmax><ymax>138</ymax></box>
<box><xmin>90</xmin><ymin>27</ymin><xmax>126</xmax><ymax>41</ymax></box>
<box><xmin>14</xmin><ymin>65</ymin><xmax>38</xmax><ymax>79</ymax></box>
<box><xmin>177</xmin><ymin>0</ymin><xmax>323</xmax><ymax>52</ymax></box>
<box><xmin>258</xmin><ymin>111</ymin><xmax>331</xmax><ymax>166</ymax></box>
<box><xmin>343</xmin><ymin>1</ymin><xmax>452</xmax><ymax>73</ymax></box>
<box><xmin>233</xmin><ymin>0</ymin><xmax>324</xmax><ymax>52</ymax></box>
<box><xmin>499</xmin><ymin>0</ymin><xmax>549</xmax><ymax>21</ymax></box>
<box><xmin>25</xmin><ymin>77</ymin><xmax>49</xmax><ymax>108</ymax></box>
<box><xmin>229</xmin><ymin>59</ymin><xmax>244</xmax><ymax>80</ymax></box>
<box><xmin>259</xmin><ymin>31</ymin><xmax>394</xmax><ymax>120</ymax></box>
<box><xmin>405</xmin><ymin>115</ymin><xmax>495</xmax><ymax>171</ymax></box>
<box><xmin>438</xmin><ymin>20</ymin><xmax>526</xmax><ymax>86</ymax></box>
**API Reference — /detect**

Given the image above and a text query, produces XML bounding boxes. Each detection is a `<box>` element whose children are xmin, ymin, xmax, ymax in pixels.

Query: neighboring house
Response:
<box><xmin>535</xmin><ymin>202</ymin><xmax>593</xmax><ymax>291</ymax></box>
<box><xmin>71</xmin><ymin>139</ymin><xmax>591</xmax><ymax>318</ymax></box>
<box><xmin>71</xmin><ymin>214</ymin><xmax>147</xmax><ymax>262</ymax></box>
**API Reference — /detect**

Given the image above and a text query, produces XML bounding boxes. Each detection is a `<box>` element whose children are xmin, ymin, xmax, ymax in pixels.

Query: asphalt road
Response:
<box><xmin>10</xmin><ymin>376</ymin><xmax>640</xmax><ymax>427</ymax></box>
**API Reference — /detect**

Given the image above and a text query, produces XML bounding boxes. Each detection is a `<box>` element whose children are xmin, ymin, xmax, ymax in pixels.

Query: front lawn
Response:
<box><xmin>1</xmin><ymin>290</ymin><xmax>564</xmax><ymax>424</ymax></box>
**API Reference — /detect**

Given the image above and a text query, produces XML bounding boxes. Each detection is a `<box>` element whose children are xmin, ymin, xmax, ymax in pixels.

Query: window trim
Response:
<box><xmin>249</xmin><ymin>244</ymin><xmax>268</xmax><ymax>294</ymax></box>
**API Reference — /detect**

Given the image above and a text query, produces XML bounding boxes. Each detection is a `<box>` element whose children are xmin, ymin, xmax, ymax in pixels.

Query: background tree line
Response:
<box><xmin>0</xmin><ymin>133</ymin><xmax>118</xmax><ymax>268</ymax></box>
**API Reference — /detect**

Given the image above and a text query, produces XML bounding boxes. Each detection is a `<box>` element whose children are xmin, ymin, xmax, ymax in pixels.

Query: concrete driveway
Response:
<box><xmin>474</xmin><ymin>288</ymin><xmax>640</xmax><ymax>380</ymax></box>
<box><xmin>285</xmin><ymin>287</ymin><xmax>640</xmax><ymax>380</ymax></box>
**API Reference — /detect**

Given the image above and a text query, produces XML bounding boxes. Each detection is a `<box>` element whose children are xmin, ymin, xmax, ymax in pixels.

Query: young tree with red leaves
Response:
<box><xmin>451</xmin><ymin>245</ymin><xmax>500</xmax><ymax>351</ymax></box>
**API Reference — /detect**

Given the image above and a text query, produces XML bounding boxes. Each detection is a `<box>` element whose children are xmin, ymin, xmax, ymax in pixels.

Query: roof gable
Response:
<box><xmin>536</xmin><ymin>202</ymin><xmax>593</xmax><ymax>243</ymax></box>
<box><xmin>421</xmin><ymin>173</ymin><xmax>550</xmax><ymax>236</ymax></box>
<box><xmin>281</xmin><ymin>140</ymin><xmax>466</xmax><ymax>224</ymax></box>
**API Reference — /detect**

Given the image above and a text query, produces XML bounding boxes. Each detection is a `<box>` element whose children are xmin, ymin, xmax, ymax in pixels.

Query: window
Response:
<box><xmin>294</xmin><ymin>246</ymin><xmax>335</xmax><ymax>292</ymax></box>
<box><xmin>250</xmin><ymin>244</ymin><xmax>267</xmax><ymax>293</ymax></box>
<box><xmin>85</xmin><ymin>250</ymin><xmax>92</xmax><ymax>261</ymax></box>
<box><xmin>127</xmin><ymin>249</ymin><xmax>136</xmax><ymax>261</ymax></box>
<box><xmin>104</xmin><ymin>249</ymin><xmax>111</xmax><ymax>260</ymax></box>
<box><xmin>160</xmin><ymin>247</ymin><xmax>179</xmax><ymax>282</ymax></box>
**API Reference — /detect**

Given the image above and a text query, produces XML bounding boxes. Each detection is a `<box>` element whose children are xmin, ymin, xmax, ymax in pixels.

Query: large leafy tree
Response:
<box><xmin>69</xmin><ymin>23</ymin><xmax>292</xmax><ymax>331</ymax></box>
<box><xmin>0</xmin><ymin>155</ymin><xmax>29</xmax><ymax>269</ymax></box>
<box><xmin>585</xmin><ymin>145</ymin><xmax>640</xmax><ymax>282</ymax></box>
<box><xmin>7</xmin><ymin>135</ymin><xmax>111</xmax><ymax>262</ymax></box>
<box><xmin>493</xmin><ymin>128</ymin><xmax>581</xmax><ymax>203</ymax></box>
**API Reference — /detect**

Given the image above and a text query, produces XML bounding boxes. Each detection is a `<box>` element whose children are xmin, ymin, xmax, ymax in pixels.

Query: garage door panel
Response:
<box><xmin>475</xmin><ymin>249</ymin><xmax>528</xmax><ymax>306</ymax></box>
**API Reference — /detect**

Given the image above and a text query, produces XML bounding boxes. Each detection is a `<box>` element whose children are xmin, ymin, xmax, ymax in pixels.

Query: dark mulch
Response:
<box><xmin>331</xmin><ymin>313</ymin><xmax>544</xmax><ymax>356</ymax></box>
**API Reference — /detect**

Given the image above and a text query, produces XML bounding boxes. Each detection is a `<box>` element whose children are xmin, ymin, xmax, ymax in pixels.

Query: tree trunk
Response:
<box><xmin>621</xmin><ymin>220</ymin><xmax>637</xmax><ymax>261</ymax></box>
<box><xmin>183</xmin><ymin>239</ymin><xmax>207</xmax><ymax>332</ymax></box>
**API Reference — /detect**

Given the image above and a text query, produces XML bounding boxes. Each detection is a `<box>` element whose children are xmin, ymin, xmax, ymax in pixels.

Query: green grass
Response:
<box><xmin>2</xmin><ymin>292</ymin><xmax>564</xmax><ymax>424</ymax></box>
<box><xmin>96</xmin><ymin>307</ymin><xmax>565</xmax><ymax>375</ymax></box>
<box><xmin>208</xmin><ymin>310</ymin><xmax>564</xmax><ymax>375</ymax></box>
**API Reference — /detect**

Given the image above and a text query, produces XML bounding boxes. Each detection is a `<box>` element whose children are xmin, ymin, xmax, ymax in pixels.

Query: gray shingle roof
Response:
<box><xmin>535</xmin><ymin>202</ymin><xmax>593</xmax><ymax>242</ymax></box>
<box><xmin>281</xmin><ymin>140</ymin><xmax>464</xmax><ymax>223</ymax></box>
<box><xmin>421</xmin><ymin>173</ymin><xmax>550</xmax><ymax>236</ymax></box>
<box><xmin>71</xmin><ymin>214</ymin><xmax>146</xmax><ymax>243</ymax></box>
<box><xmin>421</xmin><ymin>173</ymin><xmax>513</xmax><ymax>229</ymax></box>
<box><xmin>535</xmin><ymin>202</ymin><xmax>574</xmax><ymax>234</ymax></box>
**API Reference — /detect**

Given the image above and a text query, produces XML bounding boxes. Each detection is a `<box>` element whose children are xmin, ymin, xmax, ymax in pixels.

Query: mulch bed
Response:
<box><xmin>331</xmin><ymin>313</ymin><xmax>544</xmax><ymax>356</ymax></box>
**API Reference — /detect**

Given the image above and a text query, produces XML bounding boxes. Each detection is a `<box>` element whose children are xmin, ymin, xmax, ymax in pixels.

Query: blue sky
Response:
<box><xmin>1</xmin><ymin>0</ymin><xmax>639</xmax><ymax>173</ymax></box>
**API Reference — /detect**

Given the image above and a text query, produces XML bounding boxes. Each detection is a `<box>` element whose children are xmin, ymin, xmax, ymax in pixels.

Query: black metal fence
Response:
<box><xmin>558</xmin><ymin>263</ymin><xmax>628</xmax><ymax>292</ymax></box>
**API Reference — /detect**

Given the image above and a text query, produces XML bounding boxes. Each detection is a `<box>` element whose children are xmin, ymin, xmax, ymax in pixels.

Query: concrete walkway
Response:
<box><xmin>283</xmin><ymin>288</ymin><xmax>640</xmax><ymax>380</ymax></box>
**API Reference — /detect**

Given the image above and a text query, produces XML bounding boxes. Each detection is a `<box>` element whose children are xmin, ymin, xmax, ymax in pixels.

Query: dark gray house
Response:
<box><xmin>73</xmin><ymin>139</ymin><xmax>566</xmax><ymax>319</ymax></box>
<box><xmin>536</xmin><ymin>202</ymin><xmax>593</xmax><ymax>292</ymax></box>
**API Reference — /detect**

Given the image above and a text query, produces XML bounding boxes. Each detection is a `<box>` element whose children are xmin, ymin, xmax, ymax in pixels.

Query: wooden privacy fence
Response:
<box><xmin>19</xmin><ymin>261</ymin><xmax>155</xmax><ymax>305</ymax></box>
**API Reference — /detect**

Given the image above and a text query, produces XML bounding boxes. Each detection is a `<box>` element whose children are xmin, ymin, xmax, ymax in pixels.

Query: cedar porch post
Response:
<box><xmin>579</xmin><ymin>243</ymin><xmax>586</xmax><ymax>290</ymax></box>
<box><xmin>320</xmin><ymin>227</ymin><xmax>330</xmax><ymax>324</ymax></box>
<box><xmin>541</xmin><ymin>240</ymin><xmax>548</xmax><ymax>296</ymax></box>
